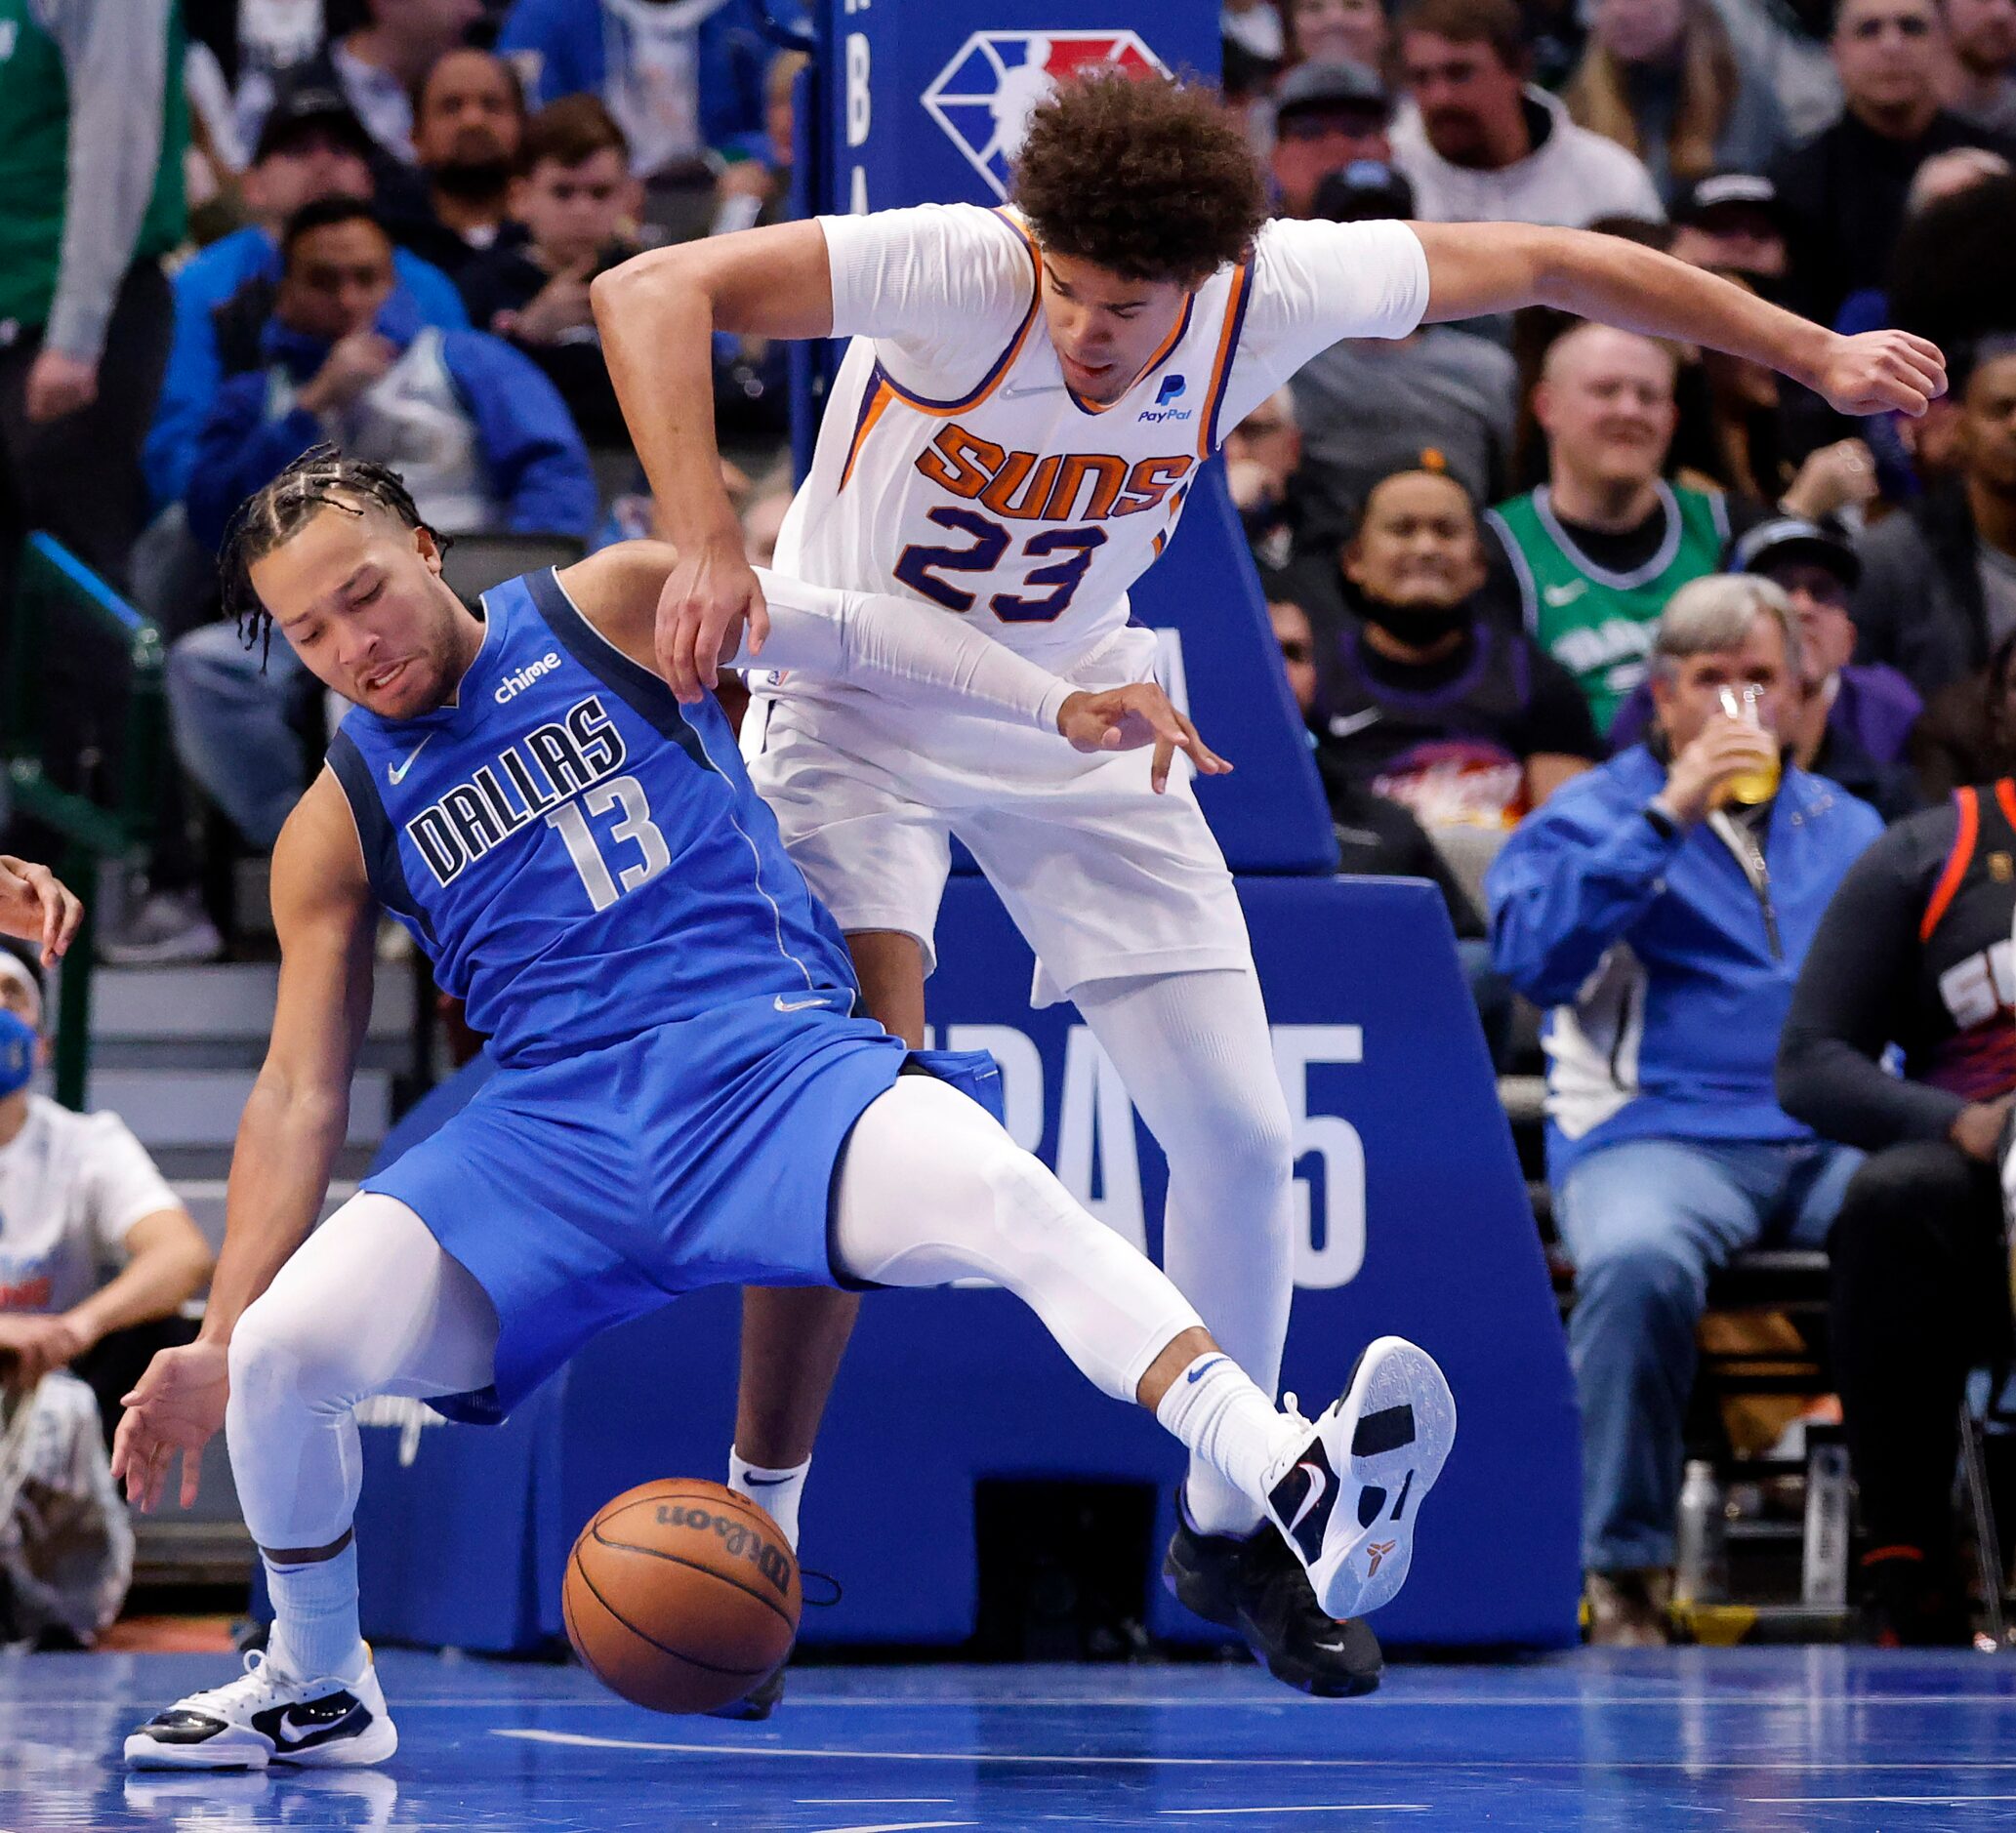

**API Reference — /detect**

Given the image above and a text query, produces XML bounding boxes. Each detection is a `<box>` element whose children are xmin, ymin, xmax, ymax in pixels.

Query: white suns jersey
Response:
<box><xmin>775</xmin><ymin>204</ymin><xmax>1432</xmax><ymax>668</ymax></box>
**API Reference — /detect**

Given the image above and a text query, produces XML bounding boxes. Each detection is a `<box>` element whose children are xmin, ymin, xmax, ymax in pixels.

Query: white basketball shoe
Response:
<box><xmin>125</xmin><ymin>1647</ymin><xmax>398</xmax><ymax>1771</ymax></box>
<box><xmin>1263</xmin><ymin>1335</ymin><xmax>1457</xmax><ymax>1619</ymax></box>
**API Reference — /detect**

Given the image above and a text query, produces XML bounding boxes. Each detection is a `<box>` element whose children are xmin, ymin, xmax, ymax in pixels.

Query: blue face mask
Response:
<box><xmin>0</xmin><ymin>1009</ymin><xmax>36</xmax><ymax>1099</ymax></box>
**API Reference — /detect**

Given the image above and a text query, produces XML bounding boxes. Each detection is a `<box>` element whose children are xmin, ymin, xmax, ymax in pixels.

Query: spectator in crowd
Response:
<box><xmin>458</xmin><ymin>96</ymin><xmax>641</xmax><ymax>450</ymax></box>
<box><xmin>1852</xmin><ymin>335</ymin><xmax>2016</xmax><ymax>698</ymax></box>
<box><xmin>239</xmin><ymin>0</ymin><xmax>483</xmax><ymax>169</ymax></box>
<box><xmin>1667</xmin><ymin>169</ymin><xmax>1790</xmax><ymax>286</ymax></box>
<box><xmin>1944</xmin><ymin>0</ymin><xmax>2016</xmax><ymax>135</ymax></box>
<box><xmin>0</xmin><ymin>0</ymin><xmax>185</xmax><ymax>615</ymax></box>
<box><xmin>1614</xmin><ymin>517</ymin><xmax>1924</xmax><ymax>817</ymax></box>
<box><xmin>499</xmin><ymin>0</ymin><xmax>783</xmax><ymax>230</ymax></box>
<box><xmin>1872</xmin><ymin>160</ymin><xmax>2016</xmax><ymax>359</ymax></box>
<box><xmin>1269</xmin><ymin>61</ymin><xmax>1395</xmax><ymax>218</ymax></box>
<box><xmin>1226</xmin><ymin>0</ymin><xmax>1290</xmax><ymax>77</ymax></box>
<box><xmin>1268</xmin><ymin>572</ymin><xmax>1500</xmax><ymax>962</ymax></box>
<box><xmin>1225</xmin><ymin>389</ymin><xmax>1308</xmax><ymax>572</ymax></box>
<box><xmin>183</xmin><ymin>199</ymin><xmax>595</xmax><ymax>554</ymax></box>
<box><xmin>1770</xmin><ymin>0</ymin><xmax>2016</xmax><ymax>327</ymax></box>
<box><xmin>1390</xmin><ymin>0</ymin><xmax>1666</xmax><ymax>224</ymax></box>
<box><xmin>1290</xmin><ymin>163</ymin><xmax>1517</xmax><ymax>542</ymax></box>
<box><xmin>1485</xmin><ymin>324</ymin><xmax>1731</xmax><ymax>730</ymax></box>
<box><xmin>1779</xmin><ymin>746</ymin><xmax>2016</xmax><ymax>1644</ymax></box>
<box><xmin>1565</xmin><ymin>0</ymin><xmax>1786</xmax><ymax>203</ymax></box>
<box><xmin>1312</xmin><ymin>468</ymin><xmax>1603</xmax><ymax>838</ymax></box>
<box><xmin>1912</xmin><ymin>627</ymin><xmax>2016</xmax><ymax>794</ymax></box>
<box><xmin>0</xmin><ymin>941</ymin><xmax>213</xmax><ymax>1646</ymax></box>
<box><xmin>378</xmin><ymin>49</ymin><xmax>528</xmax><ymax>276</ymax></box>
<box><xmin>146</xmin><ymin>83</ymin><xmax>472</xmax><ymax>514</ymax></box>
<box><xmin>1487</xmin><ymin>575</ymin><xmax>1882</xmax><ymax>1644</ymax></box>
<box><xmin>1286</xmin><ymin>0</ymin><xmax>1393</xmax><ymax>70</ymax></box>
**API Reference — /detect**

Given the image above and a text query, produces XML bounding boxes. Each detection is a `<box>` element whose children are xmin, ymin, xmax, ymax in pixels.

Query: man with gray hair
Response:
<box><xmin>1487</xmin><ymin>573</ymin><xmax>1882</xmax><ymax>1645</ymax></box>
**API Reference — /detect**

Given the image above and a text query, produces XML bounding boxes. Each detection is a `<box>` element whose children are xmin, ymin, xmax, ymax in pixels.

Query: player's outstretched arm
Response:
<box><xmin>111</xmin><ymin>774</ymin><xmax>377</xmax><ymax>1514</ymax></box>
<box><xmin>1409</xmin><ymin>221</ymin><xmax>1946</xmax><ymax>418</ymax></box>
<box><xmin>591</xmin><ymin>222</ymin><xmax>839</xmax><ymax>690</ymax></box>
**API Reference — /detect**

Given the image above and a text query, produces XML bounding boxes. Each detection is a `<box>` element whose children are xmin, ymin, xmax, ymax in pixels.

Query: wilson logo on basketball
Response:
<box><xmin>656</xmin><ymin>1503</ymin><xmax>793</xmax><ymax>1596</ymax></box>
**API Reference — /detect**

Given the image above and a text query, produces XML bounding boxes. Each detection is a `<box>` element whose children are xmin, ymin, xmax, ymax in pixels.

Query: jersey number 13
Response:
<box><xmin>547</xmin><ymin>776</ymin><xmax>671</xmax><ymax>912</ymax></box>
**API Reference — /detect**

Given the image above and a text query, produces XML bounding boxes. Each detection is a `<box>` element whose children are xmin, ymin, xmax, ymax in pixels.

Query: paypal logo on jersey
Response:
<box><xmin>495</xmin><ymin>651</ymin><xmax>562</xmax><ymax>705</ymax></box>
<box><xmin>1138</xmin><ymin>373</ymin><xmax>1193</xmax><ymax>425</ymax></box>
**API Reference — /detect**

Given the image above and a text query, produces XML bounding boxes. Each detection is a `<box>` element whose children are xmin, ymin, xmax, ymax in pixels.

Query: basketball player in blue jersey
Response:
<box><xmin>110</xmin><ymin>450</ymin><xmax>1454</xmax><ymax>1771</ymax></box>
<box><xmin>591</xmin><ymin>70</ymin><xmax>1947</xmax><ymax>1699</ymax></box>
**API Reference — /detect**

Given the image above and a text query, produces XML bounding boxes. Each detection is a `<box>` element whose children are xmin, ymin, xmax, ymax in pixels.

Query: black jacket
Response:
<box><xmin>1851</xmin><ymin>483</ymin><xmax>1991</xmax><ymax>700</ymax></box>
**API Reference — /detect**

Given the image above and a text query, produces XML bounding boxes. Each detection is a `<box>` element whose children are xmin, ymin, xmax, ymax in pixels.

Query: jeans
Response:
<box><xmin>166</xmin><ymin>621</ymin><xmax>313</xmax><ymax>850</ymax></box>
<box><xmin>1554</xmin><ymin>1135</ymin><xmax>1862</xmax><ymax>1573</ymax></box>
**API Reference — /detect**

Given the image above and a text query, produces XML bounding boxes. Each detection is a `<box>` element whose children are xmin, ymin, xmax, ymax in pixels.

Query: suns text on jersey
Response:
<box><xmin>916</xmin><ymin>426</ymin><xmax>1196</xmax><ymax>521</ymax></box>
<box><xmin>405</xmin><ymin>695</ymin><xmax>626</xmax><ymax>887</ymax></box>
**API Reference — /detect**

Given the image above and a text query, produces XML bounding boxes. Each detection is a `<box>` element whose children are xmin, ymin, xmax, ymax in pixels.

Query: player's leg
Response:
<box><xmin>729</xmin><ymin>930</ymin><xmax>927</xmax><ymax>1550</ymax></box>
<box><xmin>829</xmin><ymin>1074</ymin><xmax>1455</xmax><ymax>1629</ymax></box>
<box><xmin>126</xmin><ymin>1194</ymin><xmax>498</xmax><ymax>1771</ymax></box>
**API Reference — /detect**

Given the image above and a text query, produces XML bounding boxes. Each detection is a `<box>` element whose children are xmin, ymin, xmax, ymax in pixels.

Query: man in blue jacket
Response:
<box><xmin>1487</xmin><ymin>573</ymin><xmax>1882</xmax><ymax>1645</ymax></box>
<box><xmin>184</xmin><ymin>197</ymin><xmax>595</xmax><ymax>551</ymax></box>
<box><xmin>145</xmin><ymin>84</ymin><xmax>472</xmax><ymax>513</ymax></box>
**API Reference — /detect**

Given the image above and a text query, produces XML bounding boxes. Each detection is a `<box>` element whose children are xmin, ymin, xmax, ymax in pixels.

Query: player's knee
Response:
<box><xmin>227</xmin><ymin>1297</ymin><xmax>363</xmax><ymax>1424</ymax></box>
<box><xmin>1173</xmin><ymin>1081</ymin><xmax>1294</xmax><ymax>1207</ymax></box>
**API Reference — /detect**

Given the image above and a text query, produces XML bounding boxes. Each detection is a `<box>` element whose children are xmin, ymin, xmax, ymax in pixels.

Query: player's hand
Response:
<box><xmin>1659</xmin><ymin>714</ymin><xmax>1779</xmax><ymax>826</ymax></box>
<box><xmin>657</xmin><ymin>536</ymin><xmax>769</xmax><ymax>703</ymax></box>
<box><xmin>112</xmin><ymin>1339</ymin><xmax>230</xmax><ymax>1513</ymax></box>
<box><xmin>0</xmin><ymin>855</ymin><xmax>82</xmax><ymax>965</ymax></box>
<box><xmin>0</xmin><ymin>1312</ymin><xmax>90</xmax><ymax>1391</ymax></box>
<box><xmin>1813</xmin><ymin>329</ymin><xmax>1946</xmax><ymax>418</ymax></box>
<box><xmin>1057</xmin><ymin>684</ymin><xmax>1233</xmax><ymax>794</ymax></box>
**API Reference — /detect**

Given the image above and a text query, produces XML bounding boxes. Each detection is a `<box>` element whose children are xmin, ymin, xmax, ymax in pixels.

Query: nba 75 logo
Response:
<box><xmin>922</xmin><ymin>32</ymin><xmax>1173</xmax><ymax>199</ymax></box>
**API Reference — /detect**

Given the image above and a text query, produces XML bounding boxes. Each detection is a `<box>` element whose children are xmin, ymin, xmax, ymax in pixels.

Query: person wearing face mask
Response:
<box><xmin>0</xmin><ymin>940</ymin><xmax>214</xmax><ymax>1647</ymax></box>
<box><xmin>1487</xmin><ymin>573</ymin><xmax>1884</xmax><ymax>1643</ymax></box>
<box><xmin>1313</xmin><ymin>468</ymin><xmax>1602</xmax><ymax>837</ymax></box>
<box><xmin>1566</xmin><ymin>0</ymin><xmax>1786</xmax><ymax>204</ymax></box>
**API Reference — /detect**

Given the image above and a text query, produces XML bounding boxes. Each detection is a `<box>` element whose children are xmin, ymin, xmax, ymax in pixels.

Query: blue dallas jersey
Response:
<box><xmin>327</xmin><ymin>565</ymin><xmax>864</xmax><ymax>1068</ymax></box>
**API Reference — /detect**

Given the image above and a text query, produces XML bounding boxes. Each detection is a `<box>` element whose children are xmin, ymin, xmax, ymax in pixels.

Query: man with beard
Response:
<box><xmin>379</xmin><ymin>50</ymin><xmax>528</xmax><ymax>278</ymax></box>
<box><xmin>1315</xmin><ymin>469</ymin><xmax>1601</xmax><ymax>836</ymax></box>
<box><xmin>1486</xmin><ymin>323</ymin><xmax>1739</xmax><ymax>731</ymax></box>
<box><xmin>1944</xmin><ymin>0</ymin><xmax>2016</xmax><ymax>134</ymax></box>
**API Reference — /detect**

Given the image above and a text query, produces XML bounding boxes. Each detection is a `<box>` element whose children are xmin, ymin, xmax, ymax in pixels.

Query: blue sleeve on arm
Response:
<box><xmin>1486</xmin><ymin>796</ymin><xmax>1685</xmax><ymax>1005</ymax></box>
<box><xmin>185</xmin><ymin>386</ymin><xmax>323</xmax><ymax>551</ymax></box>
<box><xmin>441</xmin><ymin>333</ymin><xmax>598</xmax><ymax>540</ymax></box>
<box><xmin>392</xmin><ymin>254</ymin><xmax>472</xmax><ymax>331</ymax></box>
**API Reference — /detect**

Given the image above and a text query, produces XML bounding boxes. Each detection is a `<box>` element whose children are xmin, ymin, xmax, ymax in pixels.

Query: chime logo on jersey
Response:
<box><xmin>922</xmin><ymin>30</ymin><xmax>1172</xmax><ymax>199</ymax></box>
<box><xmin>404</xmin><ymin>695</ymin><xmax>626</xmax><ymax>888</ymax></box>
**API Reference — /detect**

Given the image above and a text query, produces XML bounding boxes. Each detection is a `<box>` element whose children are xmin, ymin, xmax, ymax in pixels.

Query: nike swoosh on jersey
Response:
<box><xmin>387</xmin><ymin>735</ymin><xmax>432</xmax><ymax>785</ymax></box>
<box><xmin>1326</xmin><ymin>708</ymin><xmax>1382</xmax><ymax>740</ymax></box>
<box><xmin>774</xmin><ymin>993</ymin><xmax>834</xmax><ymax>1013</ymax></box>
<box><xmin>1002</xmin><ymin>382</ymin><xmax>1066</xmax><ymax>399</ymax></box>
<box><xmin>1543</xmin><ymin>580</ymin><xmax>1588</xmax><ymax>607</ymax></box>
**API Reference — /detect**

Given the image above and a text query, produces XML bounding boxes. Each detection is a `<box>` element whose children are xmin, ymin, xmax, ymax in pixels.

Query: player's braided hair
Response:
<box><xmin>221</xmin><ymin>446</ymin><xmax>443</xmax><ymax>666</ymax></box>
<box><xmin>1009</xmin><ymin>71</ymin><xmax>1266</xmax><ymax>285</ymax></box>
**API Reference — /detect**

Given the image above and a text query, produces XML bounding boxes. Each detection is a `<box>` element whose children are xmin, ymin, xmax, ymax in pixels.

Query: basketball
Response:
<box><xmin>561</xmin><ymin>1480</ymin><xmax>802</xmax><ymax>1715</ymax></box>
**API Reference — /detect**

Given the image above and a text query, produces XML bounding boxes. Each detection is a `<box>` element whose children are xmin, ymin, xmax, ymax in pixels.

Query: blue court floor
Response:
<box><xmin>14</xmin><ymin>1647</ymin><xmax>2016</xmax><ymax>1830</ymax></box>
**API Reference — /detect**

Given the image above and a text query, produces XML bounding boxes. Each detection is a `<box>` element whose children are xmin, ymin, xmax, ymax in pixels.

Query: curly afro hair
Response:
<box><xmin>1009</xmin><ymin>71</ymin><xmax>1266</xmax><ymax>286</ymax></box>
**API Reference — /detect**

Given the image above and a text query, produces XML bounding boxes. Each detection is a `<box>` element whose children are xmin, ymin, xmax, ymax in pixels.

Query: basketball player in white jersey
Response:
<box><xmin>593</xmin><ymin>71</ymin><xmax>1944</xmax><ymax>1700</ymax></box>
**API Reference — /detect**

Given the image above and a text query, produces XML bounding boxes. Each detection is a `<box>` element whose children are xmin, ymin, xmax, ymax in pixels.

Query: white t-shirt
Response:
<box><xmin>1390</xmin><ymin>88</ymin><xmax>1665</xmax><ymax>227</ymax></box>
<box><xmin>0</xmin><ymin>1096</ymin><xmax>180</xmax><ymax>1318</ymax></box>
<box><xmin>776</xmin><ymin>205</ymin><xmax>1428</xmax><ymax>663</ymax></box>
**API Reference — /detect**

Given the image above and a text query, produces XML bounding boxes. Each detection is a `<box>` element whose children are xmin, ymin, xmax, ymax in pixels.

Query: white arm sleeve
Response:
<box><xmin>817</xmin><ymin>204</ymin><xmax>1036</xmax><ymax>399</ymax></box>
<box><xmin>1239</xmin><ymin>217</ymin><xmax>1432</xmax><ymax>380</ymax></box>
<box><xmin>751</xmin><ymin>570</ymin><xmax>1075</xmax><ymax>734</ymax></box>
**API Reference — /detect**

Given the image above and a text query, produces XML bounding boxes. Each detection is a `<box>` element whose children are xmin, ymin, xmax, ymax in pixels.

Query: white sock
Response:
<box><xmin>728</xmin><ymin>1449</ymin><xmax>810</xmax><ymax>1552</ymax></box>
<box><xmin>264</xmin><ymin>1537</ymin><xmax>365</xmax><ymax>1684</ymax></box>
<box><xmin>1156</xmin><ymin>1354</ymin><xmax>1301</xmax><ymax>1526</ymax></box>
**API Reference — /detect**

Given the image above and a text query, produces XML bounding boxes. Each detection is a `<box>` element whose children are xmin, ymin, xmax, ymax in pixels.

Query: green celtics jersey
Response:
<box><xmin>1485</xmin><ymin>482</ymin><xmax>1729</xmax><ymax>732</ymax></box>
<box><xmin>0</xmin><ymin>0</ymin><xmax>186</xmax><ymax>335</ymax></box>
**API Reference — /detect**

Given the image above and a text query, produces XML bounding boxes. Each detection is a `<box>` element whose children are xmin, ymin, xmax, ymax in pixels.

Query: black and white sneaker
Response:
<box><xmin>1165</xmin><ymin>1505</ymin><xmax>1384</xmax><ymax>1695</ymax></box>
<box><xmin>124</xmin><ymin>1648</ymin><xmax>397</xmax><ymax>1771</ymax></box>
<box><xmin>1263</xmin><ymin>1336</ymin><xmax>1456</xmax><ymax>1620</ymax></box>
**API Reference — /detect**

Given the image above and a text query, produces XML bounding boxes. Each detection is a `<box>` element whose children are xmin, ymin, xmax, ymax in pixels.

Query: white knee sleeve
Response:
<box><xmin>1075</xmin><ymin>968</ymin><xmax>1296</xmax><ymax>1399</ymax></box>
<box><xmin>831</xmin><ymin>1076</ymin><xmax>1202</xmax><ymax>1401</ymax></box>
<box><xmin>226</xmin><ymin>1194</ymin><xmax>498</xmax><ymax>1551</ymax></box>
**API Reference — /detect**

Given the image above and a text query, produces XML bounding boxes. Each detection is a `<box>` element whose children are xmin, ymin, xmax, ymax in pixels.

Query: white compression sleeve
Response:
<box><xmin>830</xmin><ymin>1075</ymin><xmax>1203</xmax><ymax>1402</ymax></box>
<box><xmin>749</xmin><ymin>569</ymin><xmax>1075</xmax><ymax>734</ymax></box>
